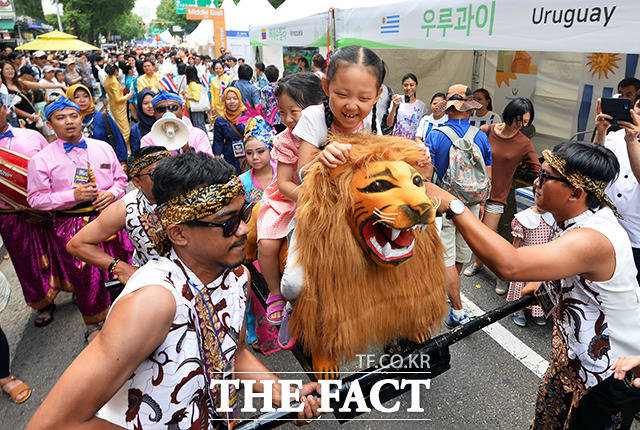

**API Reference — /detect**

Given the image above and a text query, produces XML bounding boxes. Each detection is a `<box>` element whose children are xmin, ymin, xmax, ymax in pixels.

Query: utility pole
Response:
<box><xmin>54</xmin><ymin>0</ymin><xmax>63</xmax><ymax>31</ymax></box>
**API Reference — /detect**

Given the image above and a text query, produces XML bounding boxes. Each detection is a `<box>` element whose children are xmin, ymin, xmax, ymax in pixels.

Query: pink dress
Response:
<box><xmin>257</xmin><ymin>128</ymin><xmax>300</xmax><ymax>241</ymax></box>
<box><xmin>506</xmin><ymin>209</ymin><xmax>556</xmax><ymax>317</ymax></box>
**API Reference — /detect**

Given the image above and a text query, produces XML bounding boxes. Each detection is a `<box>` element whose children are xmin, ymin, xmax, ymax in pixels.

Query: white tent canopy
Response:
<box><xmin>224</xmin><ymin>0</ymin><xmax>277</xmax><ymax>31</ymax></box>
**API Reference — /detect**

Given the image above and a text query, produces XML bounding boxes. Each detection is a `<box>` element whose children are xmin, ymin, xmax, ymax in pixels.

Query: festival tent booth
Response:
<box><xmin>15</xmin><ymin>30</ymin><xmax>99</xmax><ymax>51</ymax></box>
<box><xmin>252</xmin><ymin>0</ymin><xmax>640</xmax><ymax>145</ymax></box>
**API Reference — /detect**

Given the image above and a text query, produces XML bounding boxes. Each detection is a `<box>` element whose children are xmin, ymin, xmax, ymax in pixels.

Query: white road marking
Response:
<box><xmin>461</xmin><ymin>293</ymin><xmax>549</xmax><ymax>378</ymax></box>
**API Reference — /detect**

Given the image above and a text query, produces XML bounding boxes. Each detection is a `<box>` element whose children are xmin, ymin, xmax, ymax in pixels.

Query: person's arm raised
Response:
<box><xmin>66</xmin><ymin>200</ymin><xmax>137</xmax><ymax>284</ymax></box>
<box><xmin>426</xmin><ymin>183</ymin><xmax>615</xmax><ymax>283</ymax></box>
<box><xmin>27</xmin><ymin>285</ymin><xmax>176</xmax><ymax>430</ymax></box>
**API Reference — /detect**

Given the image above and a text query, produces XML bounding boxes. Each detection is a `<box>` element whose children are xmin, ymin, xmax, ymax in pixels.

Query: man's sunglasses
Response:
<box><xmin>538</xmin><ymin>168</ymin><xmax>570</xmax><ymax>186</ymax></box>
<box><xmin>135</xmin><ymin>169</ymin><xmax>154</xmax><ymax>178</ymax></box>
<box><xmin>154</xmin><ymin>104</ymin><xmax>181</xmax><ymax>114</ymax></box>
<box><xmin>185</xmin><ymin>201</ymin><xmax>254</xmax><ymax>237</ymax></box>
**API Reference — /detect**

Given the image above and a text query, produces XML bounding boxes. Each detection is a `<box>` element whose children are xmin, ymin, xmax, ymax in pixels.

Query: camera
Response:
<box><xmin>404</xmin><ymin>94</ymin><xmax>410</xmax><ymax>103</ymax></box>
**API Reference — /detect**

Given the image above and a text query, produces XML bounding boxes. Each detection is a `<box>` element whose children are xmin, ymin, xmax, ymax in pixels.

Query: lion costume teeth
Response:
<box><xmin>289</xmin><ymin>133</ymin><xmax>448</xmax><ymax>368</ymax></box>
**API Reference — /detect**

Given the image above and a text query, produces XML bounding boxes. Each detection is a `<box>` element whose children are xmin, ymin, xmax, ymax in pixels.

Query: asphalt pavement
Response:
<box><xmin>4</xmin><ymin>250</ymin><xmax>638</xmax><ymax>430</ymax></box>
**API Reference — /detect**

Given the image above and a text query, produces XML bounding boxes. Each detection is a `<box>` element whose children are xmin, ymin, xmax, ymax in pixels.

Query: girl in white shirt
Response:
<box><xmin>415</xmin><ymin>92</ymin><xmax>448</xmax><ymax>143</ymax></box>
<box><xmin>386</xmin><ymin>73</ymin><xmax>426</xmax><ymax>140</ymax></box>
<box><xmin>469</xmin><ymin>88</ymin><xmax>501</xmax><ymax>127</ymax></box>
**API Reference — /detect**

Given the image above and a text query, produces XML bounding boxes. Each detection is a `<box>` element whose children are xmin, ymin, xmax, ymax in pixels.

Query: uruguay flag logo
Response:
<box><xmin>380</xmin><ymin>15</ymin><xmax>400</xmax><ymax>35</ymax></box>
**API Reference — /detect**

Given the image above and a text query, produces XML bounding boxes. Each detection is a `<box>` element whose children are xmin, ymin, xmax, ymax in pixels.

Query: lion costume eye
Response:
<box><xmin>413</xmin><ymin>175</ymin><xmax>424</xmax><ymax>187</ymax></box>
<box><xmin>358</xmin><ymin>180</ymin><xmax>397</xmax><ymax>193</ymax></box>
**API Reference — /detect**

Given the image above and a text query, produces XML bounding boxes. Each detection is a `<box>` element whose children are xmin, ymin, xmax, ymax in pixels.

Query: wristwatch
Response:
<box><xmin>445</xmin><ymin>199</ymin><xmax>465</xmax><ymax>219</ymax></box>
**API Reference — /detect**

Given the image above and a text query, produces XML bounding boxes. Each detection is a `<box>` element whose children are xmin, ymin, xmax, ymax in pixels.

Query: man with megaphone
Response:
<box><xmin>140</xmin><ymin>91</ymin><xmax>213</xmax><ymax>156</ymax></box>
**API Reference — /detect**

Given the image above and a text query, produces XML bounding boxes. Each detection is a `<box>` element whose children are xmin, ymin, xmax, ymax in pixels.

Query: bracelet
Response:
<box><xmin>107</xmin><ymin>258</ymin><xmax>120</xmax><ymax>275</ymax></box>
<box><xmin>298</xmin><ymin>168</ymin><xmax>304</xmax><ymax>184</ymax></box>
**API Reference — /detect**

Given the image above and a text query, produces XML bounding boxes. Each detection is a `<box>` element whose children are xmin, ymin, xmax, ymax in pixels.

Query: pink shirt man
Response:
<box><xmin>27</xmin><ymin>137</ymin><xmax>127</xmax><ymax>211</ymax></box>
<box><xmin>140</xmin><ymin>125</ymin><xmax>213</xmax><ymax>156</ymax></box>
<box><xmin>0</xmin><ymin>125</ymin><xmax>48</xmax><ymax>210</ymax></box>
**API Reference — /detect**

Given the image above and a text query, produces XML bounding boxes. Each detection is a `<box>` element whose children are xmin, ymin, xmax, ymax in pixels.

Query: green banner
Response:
<box><xmin>176</xmin><ymin>0</ymin><xmax>211</xmax><ymax>15</ymax></box>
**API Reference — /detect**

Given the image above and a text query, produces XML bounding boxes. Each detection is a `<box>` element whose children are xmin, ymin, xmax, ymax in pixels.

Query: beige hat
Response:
<box><xmin>435</xmin><ymin>84</ymin><xmax>482</xmax><ymax>113</ymax></box>
<box><xmin>61</xmin><ymin>57</ymin><xmax>76</xmax><ymax>66</ymax></box>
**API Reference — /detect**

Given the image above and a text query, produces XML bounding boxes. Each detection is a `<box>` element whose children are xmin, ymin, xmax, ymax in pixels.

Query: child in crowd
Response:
<box><xmin>239</xmin><ymin>117</ymin><xmax>280</xmax><ymax>354</ymax></box>
<box><xmin>415</xmin><ymin>92</ymin><xmax>448</xmax><ymax>143</ymax></box>
<box><xmin>256</xmin><ymin>73</ymin><xmax>325</xmax><ymax>331</ymax></box>
<box><xmin>240</xmin><ymin>117</ymin><xmax>277</xmax><ymax>203</ymax></box>
<box><xmin>507</xmin><ymin>203</ymin><xmax>555</xmax><ymax>327</ymax></box>
<box><xmin>469</xmin><ymin>88</ymin><xmax>502</xmax><ymax>127</ymax></box>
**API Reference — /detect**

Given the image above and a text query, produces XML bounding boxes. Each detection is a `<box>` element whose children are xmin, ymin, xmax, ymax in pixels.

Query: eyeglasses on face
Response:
<box><xmin>135</xmin><ymin>169</ymin><xmax>154</xmax><ymax>179</ymax></box>
<box><xmin>185</xmin><ymin>201</ymin><xmax>254</xmax><ymax>237</ymax></box>
<box><xmin>154</xmin><ymin>104</ymin><xmax>181</xmax><ymax>114</ymax></box>
<box><xmin>538</xmin><ymin>168</ymin><xmax>570</xmax><ymax>186</ymax></box>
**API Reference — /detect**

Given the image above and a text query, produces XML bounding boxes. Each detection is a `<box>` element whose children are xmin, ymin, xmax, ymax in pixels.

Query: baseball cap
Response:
<box><xmin>18</xmin><ymin>65</ymin><xmax>36</xmax><ymax>77</ymax></box>
<box><xmin>42</xmin><ymin>65</ymin><xmax>55</xmax><ymax>73</ymax></box>
<box><xmin>33</xmin><ymin>50</ymin><xmax>47</xmax><ymax>58</ymax></box>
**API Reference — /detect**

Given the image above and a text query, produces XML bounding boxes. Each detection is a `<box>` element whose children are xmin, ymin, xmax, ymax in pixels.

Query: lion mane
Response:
<box><xmin>289</xmin><ymin>133</ymin><xmax>448</xmax><ymax>363</ymax></box>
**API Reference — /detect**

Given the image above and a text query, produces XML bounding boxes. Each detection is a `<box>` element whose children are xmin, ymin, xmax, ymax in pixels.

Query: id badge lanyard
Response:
<box><xmin>187</xmin><ymin>280</ymin><xmax>239</xmax><ymax>428</ymax></box>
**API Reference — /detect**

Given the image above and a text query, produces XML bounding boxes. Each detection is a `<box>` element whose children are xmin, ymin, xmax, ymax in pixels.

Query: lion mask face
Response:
<box><xmin>347</xmin><ymin>160</ymin><xmax>436</xmax><ymax>267</ymax></box>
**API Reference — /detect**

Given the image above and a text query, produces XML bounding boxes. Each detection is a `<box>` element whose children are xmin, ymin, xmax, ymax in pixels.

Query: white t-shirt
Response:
<box><xmin>40</xmin><ymin>78</ymin><xmax>64</xmax><ymax>102</ymax></box>
<box><xmin>605</xmin><ymin>129</ymin><xmax>640</xmax><ymax>247</ymax></box>
<box><xmin>314</xmin><ymin>70</ymin><xmax>326</xmax><ymax>80</ymax></box>
<box><xmin>415</xmin><ymin>113</ymin><xmax>449</xmax><ymax>140</ymax></box>
<box><xmin>469</xmin><ymin>110</ymin><xmax>501</xmax><ymax>128</ymax></box>
<box><xmin>389</xmin><ymin>100</ymin><xmax>427</xmax><ymax>140</ymax></box>
<box><xmin>292</xmin><ymin>104</ymin><xmax>328</xmax><ymax>148</ymax></box>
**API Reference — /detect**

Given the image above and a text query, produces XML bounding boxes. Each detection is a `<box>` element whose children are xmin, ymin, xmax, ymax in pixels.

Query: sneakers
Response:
<box><xmin>444</xmin><ymin>309</ymin><xmax>471</xmax><ymax>328</ymax></box>
<box><xmin>277</xmin><ymin>302</ymin><xmax>296</xmax><ymax>350</ymax></box>
<box><xmin>495</xmin><ymin>280</ymin><xmax>507</xmax><ymax>295</ymax></box>
<box><xmin>532</xmin><ymin>315</ymin><xmax>547</xmax><ymax>326</ymax></box>
<box><xmin>513</xmin><ymin>311</ymin><xmax>526</xmax><ymax>327</ymax></box>
<box><xmin>463</xmin><ymin>264</ymin><xmax>483</xmax><ymax>277</ymax></box>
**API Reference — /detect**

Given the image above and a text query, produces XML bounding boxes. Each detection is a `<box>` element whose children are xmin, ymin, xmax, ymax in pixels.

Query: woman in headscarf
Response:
<box><xmin>213</xmin><ymin>87</ymin><xmax>247</xmax><ymax>174</ymax></box>
<box><xmin>103</xmin><ymin>63</ymin><xmax>133</xmax><ymax>149</ymax></box>
<box><xmin>129</xmin><ymin>89</ymin><xmax>156</xmax><ymax>153</ymax></box>
<box><xmin>66</xmin><ymin>84</ymin><xmax>128</xmax><ymax>162</ymax></box>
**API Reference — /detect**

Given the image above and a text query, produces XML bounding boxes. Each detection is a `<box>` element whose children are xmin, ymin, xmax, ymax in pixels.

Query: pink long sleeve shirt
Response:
<box><xmin>140</xmin><ymin>124</ymin><xmax>213</xmax><ymax>156</ymax></box>
<box><xmin>0</xmin><ymin>125</ymin><xmax>48</xmax><ymax>209</ymax></box>
<box><xmin>27</xmin><ymin>137</ymin><xmax>127</xmax><ymax>211</ymax></box>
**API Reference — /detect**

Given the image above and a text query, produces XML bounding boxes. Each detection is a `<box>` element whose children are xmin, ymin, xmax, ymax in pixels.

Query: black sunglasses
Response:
<box><xmin>154</xmin><ymin>104</ymin><xmax>181</xmax><ymax>113</ymax></box>
<box><xmin>135</xmin><ymin>169</ymin><xmax>154</xmax><ymax>178</ymax></box>
<box><xmin>538</xmin><ymin>168</ymin><xmax>570</xmax><ymax>186</ymax></box>
<box><xmin>185</xmin><ymin>201</ymin><xmax>254</xmax><ymax>237</ymax></box>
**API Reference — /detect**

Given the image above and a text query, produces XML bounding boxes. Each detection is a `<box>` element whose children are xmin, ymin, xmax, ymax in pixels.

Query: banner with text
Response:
<box><xmin>249</xmin><ymin>12</ymin><xmax>329</xmax><ymax>47</ymax></box>
<box><xmin>176</xmin><ymin>0</ymin><xmax>210</xmax><ymax>15</ymax></box>
<box><xmin>335</xmin><ymin>0</ymin><xmax>640</xmax><ymax>53</ymax></box>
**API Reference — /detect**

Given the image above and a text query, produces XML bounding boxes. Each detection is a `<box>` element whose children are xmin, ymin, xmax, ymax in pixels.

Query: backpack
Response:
<box><xmin>436</xmin><ymin>125</ymin><xmax>491</xmax><ymax>205</ymax></box>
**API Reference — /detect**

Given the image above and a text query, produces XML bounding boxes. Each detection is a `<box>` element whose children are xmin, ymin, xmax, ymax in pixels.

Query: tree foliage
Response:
<box><xmin>112</xmin><ymin>13</ymin><xmax>146</xmax><ymax>42</ymax></box>
<box><xmin>15</xmin><ymin>0</ymin><xmax>46</xmax><ymax>21</ymax></box>
<box><xmin>58</xmin><ymin>0</ymin><xmax>135</xmax><ymax>42</ymax></box>
<box><xmin>155</xmin><ymin>0</ymin><xmax>198</xmax><ymax>35</ymax></box>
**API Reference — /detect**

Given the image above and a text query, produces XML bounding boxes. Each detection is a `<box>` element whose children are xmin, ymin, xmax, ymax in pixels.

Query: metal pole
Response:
<box><xmin>54</xmin><ymin>0</ymin><xmax>63</xmax><ymax>31</ymax></box>
<box><xmin>233</xmin><ymin>294</ymin><xmax>537</xmax><ymax>430</ymax></box>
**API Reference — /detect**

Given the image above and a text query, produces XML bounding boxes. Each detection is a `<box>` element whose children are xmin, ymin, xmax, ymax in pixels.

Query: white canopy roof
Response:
<box><xmin>224</xmin><ymin>0</ymin><xmax>277</xmax><ymax>31</ymax></box>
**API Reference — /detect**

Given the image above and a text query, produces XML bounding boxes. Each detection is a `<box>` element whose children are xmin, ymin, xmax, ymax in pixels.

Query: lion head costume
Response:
<box><xmin>288</xmin><ymin>134</ymin><xmax>447</xmax><ymax>374</ymax></box>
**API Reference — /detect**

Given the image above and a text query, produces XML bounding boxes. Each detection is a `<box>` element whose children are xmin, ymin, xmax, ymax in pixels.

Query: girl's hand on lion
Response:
<box><xmin>319</xmin><ymin>142</ymin><xmax>351</xmax><ymax>168</ymax></box>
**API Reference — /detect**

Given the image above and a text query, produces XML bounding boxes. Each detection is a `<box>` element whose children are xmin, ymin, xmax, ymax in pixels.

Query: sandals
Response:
<box><xmin>1</xmin><ymin>375</ymin><xmax>31</xmax><ymax>404</ymax></box>
<box><xmin>265</xmin><ymin>294</ymin><xmax>286</xmax><ymax>326</ymax></box>
<box><xmin>84</xmin><ymin>322</ymin><xmax>103</xmax><ymax>344</ymax></box>
<box><xmin>278</xmin><ymin>302</ymin><xmax>296</xmax><ymax>350</ymax></box>
<box><xmin>34</xmin><ymin>304</ymin><xmax>56</xmax><ymax>328</ymax></box>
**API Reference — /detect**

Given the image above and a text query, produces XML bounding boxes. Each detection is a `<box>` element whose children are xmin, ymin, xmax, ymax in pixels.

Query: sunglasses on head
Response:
<box><xmin>154</xmin><ymin>104</ymin><xmax>181</xmax><ymax>114</ymax></box>
<box><xmin>185</xmin><ymin>201</ymin><xmax>254</xmax><ymax>237</ymax></box>
<box><xmin>538</xmin><ymin>168</ymin><xmax>570</xmax><ymax>186</ymax></box>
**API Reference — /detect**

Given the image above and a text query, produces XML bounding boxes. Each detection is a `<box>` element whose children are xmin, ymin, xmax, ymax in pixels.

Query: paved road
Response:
<box><xmin>2</xmin><ymin>253</ymin><xmax>639</xmax><ymax>429</ymax></box>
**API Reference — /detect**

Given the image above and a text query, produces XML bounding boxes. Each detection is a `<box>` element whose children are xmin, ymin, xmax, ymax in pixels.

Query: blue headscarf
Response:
<box><xmin>136</xmin><ymin>89</ymin><xmax>157</xmax><ymax>137</ymax></box>
<box><xmin>45</xmin><ymin>96</ymin><xmax>80</xmax><ymax>119</ymax></box>
<box><xmin>151</xmin><ymin>90</ymin><xmax>182</xmax><ymax>107</ymax></box>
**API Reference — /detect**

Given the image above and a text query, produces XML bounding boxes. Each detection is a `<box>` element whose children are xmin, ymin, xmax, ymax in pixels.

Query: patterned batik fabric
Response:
<box><xmin>549</xmin><ymin>210</ymin><xmax>615</xmax><ymax>389</ymax></box>
<box><xmin>97</xmin><ymin>249</ymin><xmax>248</xmax><ymax>429</ymax></box>
<box><xmin>123</xmin><ymin>189</ymin><xmax>160</xmax><ymax>266</ymax></box>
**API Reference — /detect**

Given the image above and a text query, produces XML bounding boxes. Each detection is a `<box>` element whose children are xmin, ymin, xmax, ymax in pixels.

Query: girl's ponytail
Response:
<box><xmin>370</xmin><ymin>103</ymin><xmax>378</xmax><ymax>135</ymax></box>
<box><xmin>323</xmin><ymin>95</ymin><xmax>333</xmax><ymax>130</ymax></box>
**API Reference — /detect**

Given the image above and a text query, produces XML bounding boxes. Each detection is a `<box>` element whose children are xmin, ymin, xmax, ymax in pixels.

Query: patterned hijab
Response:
<box><xmin>66</xmin><ymin>84</ymin><xmax>95</xmax><ymax>119</ymax></box>
<box><xmin>221</xmin><ymin>87</ymin><xmax>246</xmax><ymax>125</ymax></box>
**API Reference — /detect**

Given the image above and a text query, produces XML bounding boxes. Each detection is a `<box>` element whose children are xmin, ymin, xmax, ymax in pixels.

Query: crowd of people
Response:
<box><xmin>0</xmin><ymin>42</ymin><xmax>637</xmax><ymax>429</ymax></box>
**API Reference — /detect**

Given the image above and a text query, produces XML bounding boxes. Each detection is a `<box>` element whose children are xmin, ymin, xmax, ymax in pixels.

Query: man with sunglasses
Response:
<box><xmin>140</xmin><ymin>90</ymin><xmax>213</xmax><ymax>156</ymax></box>
<box><xmin>67</xmin><ymin>146</ymin><xmax>171</xmax><ymax>285</ymax></box>
<box><xmin>29</xmin><ymin>152</ymin><xmax>322</xmax><ymax>429</ymax></box>
<box><xmin>428</xmin><ymin>141</ymin><xmax>640</xmax><ymax>429</ymax></box>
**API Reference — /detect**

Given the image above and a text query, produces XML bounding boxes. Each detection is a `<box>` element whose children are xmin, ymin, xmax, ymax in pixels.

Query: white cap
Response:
<box><xmin>42</xmin><ymin>65</ymin><xmax>55</xmax><ymax>73</ymax></box>
<box><xmin>33</xmin><ymin>50</ymin><xmax>47</xmax><ymax>58</ymax></box>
